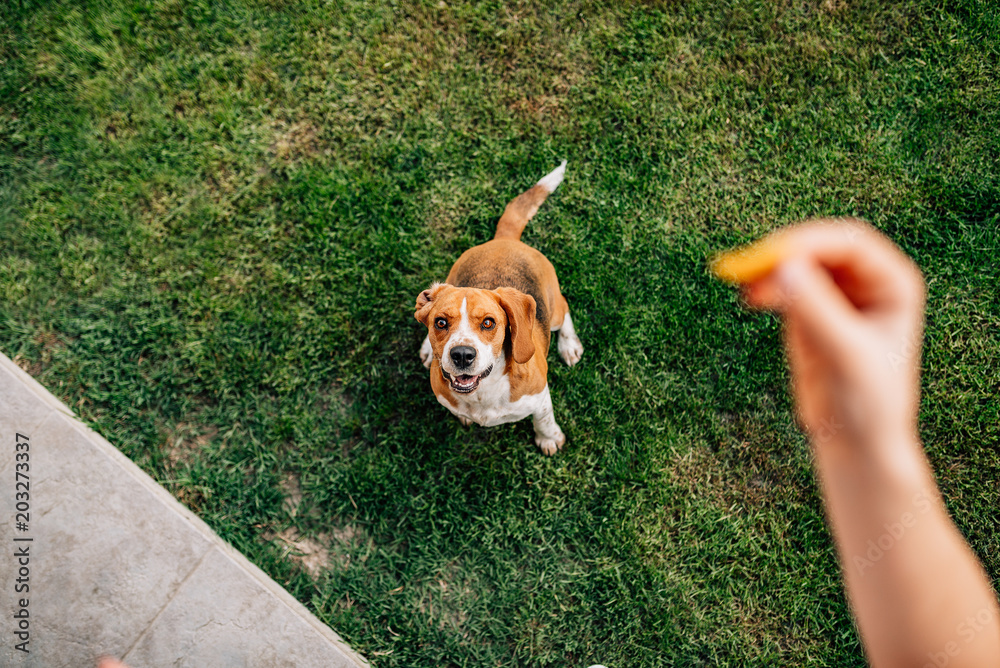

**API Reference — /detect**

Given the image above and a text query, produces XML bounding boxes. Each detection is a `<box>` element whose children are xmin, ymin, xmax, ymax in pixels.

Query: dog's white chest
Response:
<box><xmin>437</xmin><ymin>373</ymin><xmax>549</xmax><ymax>427</ymax></box>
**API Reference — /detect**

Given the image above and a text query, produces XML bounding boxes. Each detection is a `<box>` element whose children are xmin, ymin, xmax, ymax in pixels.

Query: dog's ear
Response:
<box><xmin>415</xmin><ymin>283</ymin><xmax>448</xmax><ymax>325</ymax></box>
<box><xmin>494</xmin><ymin>287</ymin><xmax>536</xmax><ymax>364</ymax></box>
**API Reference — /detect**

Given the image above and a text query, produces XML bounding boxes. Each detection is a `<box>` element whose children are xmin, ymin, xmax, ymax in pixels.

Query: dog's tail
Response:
<box><xmin>493</xmin><ymin>160</ymin><xmax>567</xmax><ymax>242</ymax></box>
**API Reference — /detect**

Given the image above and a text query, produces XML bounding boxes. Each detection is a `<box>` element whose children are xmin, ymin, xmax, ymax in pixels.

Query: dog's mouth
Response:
<box><xmin>442</xmin><ymin>365</ymin><xmax>493</xmax><ymax>394</ymax></box>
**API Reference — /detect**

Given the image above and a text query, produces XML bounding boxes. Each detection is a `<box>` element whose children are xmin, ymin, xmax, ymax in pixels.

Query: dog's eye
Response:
<box><xmin>434</xmin><ymin>317</ymin><xmax>448</xmax><ymax>330</ymax></box>
<box><xmin>482</xmin><ymin>318</ymin><xmax>495</xmax><ymax>330</ymax></box>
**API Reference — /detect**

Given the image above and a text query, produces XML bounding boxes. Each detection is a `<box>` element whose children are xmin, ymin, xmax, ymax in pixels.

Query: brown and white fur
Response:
<box><xmin>414</xmin><ymin>161</ymin><xmax>583</xmax><ymax>455</ymax></box>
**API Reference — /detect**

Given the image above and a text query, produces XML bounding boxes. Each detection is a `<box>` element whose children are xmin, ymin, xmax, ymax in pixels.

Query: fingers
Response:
<box><xmin>731</xmin><ymin>218</ymin><xmax>927</xmax><ymax>396</ymax></box>
<box><xmin>97</xmin><ymin>658</ymin><xmax>129</xmax><ymax>668</ymax></box>
<box><xmin>776</xmin><ymin>258</ymin><xmax>867</xmax><ymax>364</ymax></box>
<box><xmin>797</xmin><ymin>220</ymin><xmax>924</xmax><ymax>315</ymax></box>
<box><xmin>740</xmin><ymin>219</ymin><xmax>924</xmax><ymax>320</ymax></box>
<box><xmin>760</xmin><ymin>220</ymin><xmax>923</xmax><ymax>311</ymax></box>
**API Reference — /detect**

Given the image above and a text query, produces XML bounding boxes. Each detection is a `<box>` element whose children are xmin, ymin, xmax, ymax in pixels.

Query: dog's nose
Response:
<box><xmin>450</xmin><ymin>346</ymin><xmax>476</xmax><ymax>369</ymax></box>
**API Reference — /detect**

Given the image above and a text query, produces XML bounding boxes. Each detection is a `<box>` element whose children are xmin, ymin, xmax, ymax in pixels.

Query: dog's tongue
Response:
<box><xmin>455</xmin><ymin>374</ymin><xmax>478</xmax><ymax>387</ymax></box>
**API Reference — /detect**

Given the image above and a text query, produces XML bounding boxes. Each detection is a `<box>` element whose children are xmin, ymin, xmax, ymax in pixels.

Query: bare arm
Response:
<box><xmin>731</xmin><ymin>220</ymin><xmax>1000</xmax><ymax>667</ymax></box>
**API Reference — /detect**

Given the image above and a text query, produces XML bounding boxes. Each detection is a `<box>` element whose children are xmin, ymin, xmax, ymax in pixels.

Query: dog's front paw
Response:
<box><xmin>419</xmin><ymin>335</ymin><xmax>433</xmax><ymax>368</ymax></box>
<box><xmin>535</xmin><ymin>428</ymin><xmax>566</xmax><ymax>456</ymax></box>
<box><xmin>458</xmin><ymin>415</ymin><xmax>473</xmax><ymax>427</ymax></box>
<box><xmin>558</xmin><ymin>332</ymin><xmax>583</xmax><ymax>367</ymax></box>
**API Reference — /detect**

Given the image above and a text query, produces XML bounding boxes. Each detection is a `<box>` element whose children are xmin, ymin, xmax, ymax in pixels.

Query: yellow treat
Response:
<box><xmin>710</xmin><ymin>235</ymin><xmax>790</xmax><ymax>284</ymax></box>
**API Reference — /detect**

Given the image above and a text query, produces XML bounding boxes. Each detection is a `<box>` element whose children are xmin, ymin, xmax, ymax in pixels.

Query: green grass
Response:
<box><xmin>2</xmin><ymin>0</ymin><xmax>999</xmax><ymax>665</ymax></box>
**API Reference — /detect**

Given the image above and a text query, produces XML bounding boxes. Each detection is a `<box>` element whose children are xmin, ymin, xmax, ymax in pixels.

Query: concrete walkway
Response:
<box><xmin>0</xmin><ymin>353</ymin><xmax>368</xmax><ymax>668</ymax></box>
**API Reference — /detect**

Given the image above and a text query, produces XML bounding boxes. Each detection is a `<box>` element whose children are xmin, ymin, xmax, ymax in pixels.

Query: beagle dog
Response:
<box><xmin>414</xmin><ymin>161</ymin><xmax>583</xmax><ymax>455</ymax></box>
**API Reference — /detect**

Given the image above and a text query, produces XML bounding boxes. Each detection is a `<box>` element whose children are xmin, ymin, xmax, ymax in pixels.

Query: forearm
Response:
<box><xmin>815</xmin><ymin>434</ymin><xmax>1000</xmax><ymax>668</ymax></box>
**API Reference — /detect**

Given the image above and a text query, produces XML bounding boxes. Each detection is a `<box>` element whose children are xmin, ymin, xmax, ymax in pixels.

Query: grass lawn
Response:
<box><xmin>2</xmin><ymin>0</ymin><xmax>999</xmax><ymax>665</ymax></box>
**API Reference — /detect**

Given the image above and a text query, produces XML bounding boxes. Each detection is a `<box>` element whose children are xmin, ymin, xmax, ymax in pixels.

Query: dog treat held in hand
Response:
<box><xmin>710</xmin><ymin>235</ymin><xmax>790</xmax><ymax>284</ymax></box>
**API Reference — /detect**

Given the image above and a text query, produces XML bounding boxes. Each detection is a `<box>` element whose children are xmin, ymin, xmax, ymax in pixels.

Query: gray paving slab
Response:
<box><xmin>0</xmin><ymin>354</ymin><xmax>367</xmax><ymax>667</ymax></box>
<box><xmin>0</xmin><ymin>356</ymin><xmax>72</xmax><ymax>474</ymax></box>
<box><xmin>2</xmin><ymin>410</ymin><xmax>216</xmax><ymax>667</ymax></box>
<box><xmin>124</xmin><ymin>547</ymin><xmax>362</xmax><ymax>668</ymax></box>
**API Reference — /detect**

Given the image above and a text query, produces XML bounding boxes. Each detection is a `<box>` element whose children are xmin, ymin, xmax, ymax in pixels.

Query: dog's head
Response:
<box><xmin>415</xmin><ymin>283</ymin><xmax>536</xmax><ymax>394</ymax></box>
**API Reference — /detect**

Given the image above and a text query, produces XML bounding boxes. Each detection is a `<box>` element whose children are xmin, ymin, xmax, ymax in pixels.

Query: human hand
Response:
<box><xmin>728</xmin><ymin>219</ymin><xmax>926</xmax><ymax>456</ymax></box>
<box><xmin>716</xmin><ymin>220</ymin><xmax>1000</xmax><ymax>668</ymax></box>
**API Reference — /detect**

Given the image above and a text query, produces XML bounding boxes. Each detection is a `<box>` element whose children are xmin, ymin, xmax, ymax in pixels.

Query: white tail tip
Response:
<box><xmin>536</xmin><ymin>160</ymin><xmax>567</xmax><ymax>193</ymax></box>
